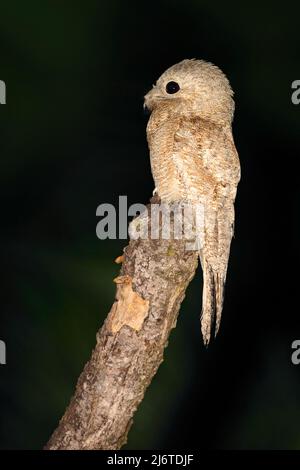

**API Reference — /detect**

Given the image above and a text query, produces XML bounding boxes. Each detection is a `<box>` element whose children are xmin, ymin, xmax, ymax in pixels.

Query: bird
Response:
<box><xmin>144</xmin><ymin>59</ymin><xmax>240</xmax><ymax>344</ymax></box>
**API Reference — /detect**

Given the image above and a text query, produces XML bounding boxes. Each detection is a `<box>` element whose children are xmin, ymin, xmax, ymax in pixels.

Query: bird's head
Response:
<box><xmin>144</xmin><ymin>59</ymin><xmax>234</xmax><ymax>125</ymax></box>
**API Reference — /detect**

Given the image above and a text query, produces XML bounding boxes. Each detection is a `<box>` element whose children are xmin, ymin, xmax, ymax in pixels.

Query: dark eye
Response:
<box><xmin>166</xmin><ymin>81</ymin><xmax>180</xmax><ymax>94</ymax></box>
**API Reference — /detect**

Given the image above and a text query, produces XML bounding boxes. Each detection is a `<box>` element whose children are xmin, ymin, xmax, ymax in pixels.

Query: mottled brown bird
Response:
<box><xmin>144</xmin><ymin>59</ymin><xmax>240</xmax><ymax>344</ymax></box>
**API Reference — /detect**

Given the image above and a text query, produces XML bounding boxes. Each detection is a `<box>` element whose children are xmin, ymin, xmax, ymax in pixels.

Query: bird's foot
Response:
<box><xmin>129</xmin><ymin>210</ymin><xmax>149</xmax><ymax>241</ymax></box>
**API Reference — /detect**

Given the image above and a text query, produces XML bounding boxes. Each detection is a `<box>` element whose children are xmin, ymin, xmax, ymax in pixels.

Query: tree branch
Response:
<box><xmin>45</xmin><ymin>198</ymin><xmax>199</xmax><ymax>450</ymax></box>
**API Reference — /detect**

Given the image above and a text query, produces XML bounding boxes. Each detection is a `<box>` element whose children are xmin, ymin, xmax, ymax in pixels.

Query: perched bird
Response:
<box><xmin>144</xmin><ymin>59</ymin><xmax>240</xmax><ymax>344</ymax></box>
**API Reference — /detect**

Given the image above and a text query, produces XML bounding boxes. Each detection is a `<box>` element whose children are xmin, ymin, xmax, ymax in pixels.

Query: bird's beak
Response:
<box><xmin>143</xmin><ymin>86</ymin><xmax>161</xmax><ymax>114</ymax></box>
<box><xmin>143</xmin><ymin>101</ymin><xmax>151</xmax><ymax>116</ymax></box>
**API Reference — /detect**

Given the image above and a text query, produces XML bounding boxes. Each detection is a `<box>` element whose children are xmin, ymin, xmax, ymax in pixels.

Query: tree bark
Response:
<box><xmin>45</xmin><ymin>198</ymin><xmax>199</xmax><ymax>450</ymax></box>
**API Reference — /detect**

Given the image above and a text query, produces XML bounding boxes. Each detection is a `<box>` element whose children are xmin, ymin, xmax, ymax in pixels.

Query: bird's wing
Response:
<box><xmin>174</xmin><ymin>117</ymin><xmax>240</xmax><ymax>344</ymax></box>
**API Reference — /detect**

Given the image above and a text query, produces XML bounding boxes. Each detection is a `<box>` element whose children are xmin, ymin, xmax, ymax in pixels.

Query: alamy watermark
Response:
<box><xmin>291</xmin><ymin>80</ymin><xmax>300</xmax><ymax>105</ymax></box>
<box><xmin>96</xmin><ymin>196</ymin><xmax>205</xmax><ymax>250</ymax></box>
<box><xmin>0</xmin><ymin>80</ymin><xmax>6</xmax><ymax>104</ymax></box>
<box><xmin>0</xmin><ymin>340</ymin><xmax>6</xmax><ymax>365</ymax></box>
<box><xmin>291</xmin><ymin>340</ymin><xmax>300</xmax><ymax>365</ymax></box>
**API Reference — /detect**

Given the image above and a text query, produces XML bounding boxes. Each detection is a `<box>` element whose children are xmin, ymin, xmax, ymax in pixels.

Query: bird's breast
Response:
<box><xmin>147</xmin><ymin>117</ymin><xmax>215</xmax><ymax>203</ymax></box>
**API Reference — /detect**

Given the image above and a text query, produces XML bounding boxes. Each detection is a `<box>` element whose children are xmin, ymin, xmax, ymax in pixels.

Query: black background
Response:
<box><xmin>0</xmin><ymin>0</ymin><xmax>299</xmax><ymax>450</ymax></box>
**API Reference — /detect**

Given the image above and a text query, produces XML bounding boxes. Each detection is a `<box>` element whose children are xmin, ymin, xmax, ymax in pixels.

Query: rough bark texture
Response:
<box><xmin>45</xmin><ymin>198</ymin><xmax>199</xmax><ymax>450</ymax></box>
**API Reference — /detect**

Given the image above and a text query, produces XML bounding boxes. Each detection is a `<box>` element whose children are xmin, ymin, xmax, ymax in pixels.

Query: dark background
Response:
<box><xmin>0</xmin><ymin>0</ymin><xmax>299</xmax><ymax>450</ymax></box>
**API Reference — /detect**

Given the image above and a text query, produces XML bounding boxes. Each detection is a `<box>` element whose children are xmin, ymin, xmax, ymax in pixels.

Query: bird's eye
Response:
<box><xmin>166</xmin><ymin>81</ymin><xmax>180</xmax><ymax>94</ymax></box>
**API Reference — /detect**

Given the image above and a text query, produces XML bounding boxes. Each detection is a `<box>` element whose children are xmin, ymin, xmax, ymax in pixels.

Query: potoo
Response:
<box><xmin>144</xmin><ymin>59</ymin><xmax>240</xmax><ymax>344</ymax></box>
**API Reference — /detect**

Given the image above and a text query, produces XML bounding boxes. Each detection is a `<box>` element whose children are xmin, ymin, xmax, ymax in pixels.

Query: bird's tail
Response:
<box><xmin>199</xmin><ymin>254</ymin><xmax>226</xmax><ymax>345</ymax></box>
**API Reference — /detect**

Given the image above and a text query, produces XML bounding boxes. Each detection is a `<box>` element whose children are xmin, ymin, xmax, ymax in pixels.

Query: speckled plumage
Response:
<box><xmin>144</xmin><ymin>59</ymin><xmax>240</xmax><ymax>344</ymax></box>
